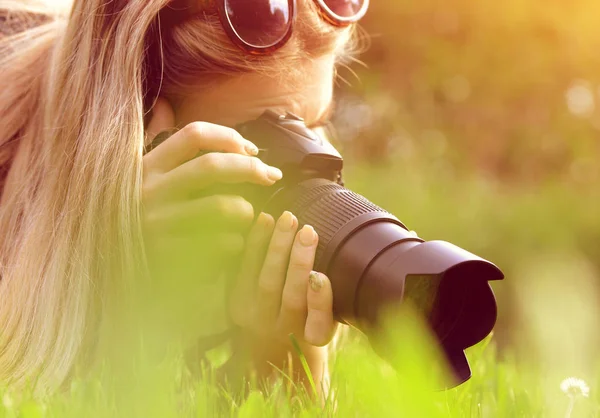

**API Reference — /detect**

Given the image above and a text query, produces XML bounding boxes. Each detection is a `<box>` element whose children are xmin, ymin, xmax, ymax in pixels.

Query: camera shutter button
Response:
<box><xmin>285</xmin><ymin>111</ymin><xmax>304</xmax><ymax>121</ymax></box>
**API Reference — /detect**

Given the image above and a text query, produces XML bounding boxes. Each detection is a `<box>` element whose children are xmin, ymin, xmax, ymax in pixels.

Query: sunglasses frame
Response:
<box><xmin>313</xmin><ymin>0</ymin><xmax>369</xmax><ymax>27</ymax></box>
<box><xmin>162</xmin><ymin>0</ymin><xmax>369</xmax><ymax>55</ymax></box>
<box><xmin>216</xmin><ymin>0</ymin><xmax>296</xmax><ymax>54</ymax></box>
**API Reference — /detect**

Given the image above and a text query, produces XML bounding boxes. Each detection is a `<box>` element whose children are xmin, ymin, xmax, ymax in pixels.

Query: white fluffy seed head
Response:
<box><xmin>560</xmin><ymin>377</ymin><xmax>590</xmax><ymax>398</ymax></box>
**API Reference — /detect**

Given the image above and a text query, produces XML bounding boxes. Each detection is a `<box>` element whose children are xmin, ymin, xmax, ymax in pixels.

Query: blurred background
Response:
<box><xmin>1</xmin><ymin>1</ymin><xmax>599</xmax><ymax>415</ymax></box>
<box><xmin>333</xmin><ymin>0</ymin><xmax>600</xmax><ymax>380</ymax></box>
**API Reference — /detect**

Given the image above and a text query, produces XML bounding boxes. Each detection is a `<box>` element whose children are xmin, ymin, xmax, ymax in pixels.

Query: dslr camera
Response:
<box><xmin>235</xmin><ymin>110</ymin><xmax>504</xmax><ymax>386</ymax></box>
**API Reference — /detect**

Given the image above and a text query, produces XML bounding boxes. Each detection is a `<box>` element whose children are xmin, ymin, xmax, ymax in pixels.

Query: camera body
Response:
<box><xmin>237</xmin><ymin>110</ymin><xmax>408</xmax><ymax>272</ymax></box>
<box><xmin>238</xmin><ymin>110</ymin><xmax>345</xmax><ymax>184</ymax></box>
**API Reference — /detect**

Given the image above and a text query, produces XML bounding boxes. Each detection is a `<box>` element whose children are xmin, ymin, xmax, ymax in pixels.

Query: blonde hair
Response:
<box><xmin>0</xmin><ymin>0</ymin><xmax>355</xmax><ymax>393</ymax></box>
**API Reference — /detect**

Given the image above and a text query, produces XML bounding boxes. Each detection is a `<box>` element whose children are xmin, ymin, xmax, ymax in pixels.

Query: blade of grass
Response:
<box><xmin>288</xmin><ymin>334</ymin><xmax>318</xmax><ymax>399</ymax></box>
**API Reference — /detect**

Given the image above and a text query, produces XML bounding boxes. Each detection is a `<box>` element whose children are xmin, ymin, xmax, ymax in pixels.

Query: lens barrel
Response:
<box><xmin>264</xmin><ymin>177</ymin><xmax>503</xmax><ymax>385</ymax></box>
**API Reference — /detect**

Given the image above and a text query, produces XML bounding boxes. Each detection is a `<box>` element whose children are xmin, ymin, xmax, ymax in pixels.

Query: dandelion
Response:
<box><xmin>561</xmin><ymin>377</ymin><xmax>590</xmax><ymax>418</ymax></box>
<box><xmin>561</xmin><ymin>377</ymin><xmax>590</xmax><ymax>398</ymax></box>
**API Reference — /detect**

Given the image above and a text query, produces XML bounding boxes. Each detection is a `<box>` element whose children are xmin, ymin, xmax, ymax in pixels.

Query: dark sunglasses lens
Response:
<box><xmin>322</xmin><ymin>0</ymin><xmax>366</xmax><ymax>18</ymax></box>
<box><xmin>224</xmin><ymin>0</ymin><xmax>292</xmax><ymax>48</ymax></box>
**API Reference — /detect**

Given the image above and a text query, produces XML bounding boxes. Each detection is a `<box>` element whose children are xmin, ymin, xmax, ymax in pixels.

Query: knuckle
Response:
<box><xmin>214</xmin><ymin>195</ymin><xmax>253</xmax><ymax>219</ymax></box>
<box><xmin>239</xmin><ymin>199</ymin><xmax>255</xmax><ymax>220</ymax></box>
<box><xmin>183</xmin><ymin>121</ymin><xmax>207</xmax><ymax>139</ymax></box>
<box><xmin>261</xmin><ymin>257</ymin><xmax>286</xmax><ymax>277</ymax></box>
<box><xmin>198</xmin><ymin>152</ymin><xmax>222</xmax><ymax>172</ymax></box>
<box><xmin>213</xmin><ymin>195</ymin><xmax>235</xmax><ymax>216</ymax></box>
<box><xmin>288</xmin><ymin>255</ymin><xmax>313</xmax><ymax>271</ymax></box>
<box><xmin>257</xmin><ymin>279</ymin><xmax>280</xmax><ymax>298</ymax></box>
<box><xmin>269</xmin><ymin>239</ymin><xmax>291</xmax><ymax>256</ymax></box>
<box><xmin>235</xmin><ymin>201</ymin><xmax>254</xmax><ymax>222</ymax></box>
<box><xmin>232</xmin><ymin>194</ymin><xmax>252</xmax><ymax>208</ymax></box>
<box><xmin>226</xmin><ymin>127</ymin><xmax>243</xmax><ymax>145</ymax></box>
<box><xmin>248</xmin><ymin>157</ymin><xmax>264</xmax><ymax>177</ymax></box>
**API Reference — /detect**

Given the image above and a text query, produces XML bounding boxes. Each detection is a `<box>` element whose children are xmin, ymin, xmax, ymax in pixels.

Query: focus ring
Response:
<box><xmin>273</xmin><ymin>178</ymin><xmax>393</xmax><ymax>266</ymax></box>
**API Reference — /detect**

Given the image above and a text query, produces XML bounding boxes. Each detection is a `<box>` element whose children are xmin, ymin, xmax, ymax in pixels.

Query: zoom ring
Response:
<box><xmin>282</xmin><ymin>178</ymin><xmax>391</xmax><ymax>266</ymax></box>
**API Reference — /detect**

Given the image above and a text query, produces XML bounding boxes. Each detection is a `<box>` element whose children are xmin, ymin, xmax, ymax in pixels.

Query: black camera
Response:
<box><xmin>236</xmin><ymin>110</ymin><xmax>504</xmax><ymax>386</ymax></box>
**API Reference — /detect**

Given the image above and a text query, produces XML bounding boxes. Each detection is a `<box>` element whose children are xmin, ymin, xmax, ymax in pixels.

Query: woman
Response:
<box><xmin>0</xmin><ymin>0</ymin><xmax>366</xmax><ymax>393</ymax></box>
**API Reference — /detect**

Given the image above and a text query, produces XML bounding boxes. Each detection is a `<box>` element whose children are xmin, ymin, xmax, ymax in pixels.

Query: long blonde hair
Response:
<box><xmin>0</xmin><ymin>0</ymin><xmax>354</xmax><ymax>392</ymax></box>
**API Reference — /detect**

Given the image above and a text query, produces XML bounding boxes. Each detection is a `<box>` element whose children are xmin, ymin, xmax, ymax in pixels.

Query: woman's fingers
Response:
<box><xmin>146</xmin><ymin>153</ymin><xmax>282</xmax><ymax>202</ymax></box>
<box><xmin>276</xmin><ymin>225</ymin><xmax>319</xmax><ymax>336</ymax></box>
<box><xmin>144</xmin><ymin>121</ymin><xmax>260</xmax><ymax>174</ymax></box>
<box><xmin>304</xmin><ymin>271</ymin><xmax>337</xmax><ymax>346</ymax></box>
<box><xmin>229</xmin><ymin>212</ymin><xmax>275</xmax><ymax>328</ymax></box>
<box><xmin>227</xmin><ymin>216</ymin><xmax>337</xmax><ymax>347</ymax></box>
<box><xmin>254</xmin><ymin>211</ymin><xmax>298</xmax><ymax>327</ymax></box>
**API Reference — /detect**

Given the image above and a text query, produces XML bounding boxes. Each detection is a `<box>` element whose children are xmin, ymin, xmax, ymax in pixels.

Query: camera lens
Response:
<box><xmin>264</xmin><ymin>177</ymin><xmax>503</xmax><ymax>385</ymax></box>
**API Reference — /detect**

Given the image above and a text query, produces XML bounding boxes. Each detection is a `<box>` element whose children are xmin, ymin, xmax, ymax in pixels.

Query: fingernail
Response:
<box><xmin>309</xmin><ymin>271</ymin><xmax>324</xmax><ymax>292</ymax></box>
<box><xmin>277</xmin><ymin>211</ymin><xmax>296</xmax><ymax>232</ymax></box>
<box><xmin>245</xmin><ymin>141</ymin><xmax>259</xmax><ymax>156</ymax></box>
<box><xmin>258</xmin><ymin>212</ymin><xmax>274</xmax><ymax>229</ymax></box>
<box><xmin>267</xmin><ymin>166</ymin><xmax>283</xmax><ymax>182</ymax></box>
<box><xmin>299</xmin><ymin>225</ymin><xmax>317</xmax><ymax>246</ymax></box>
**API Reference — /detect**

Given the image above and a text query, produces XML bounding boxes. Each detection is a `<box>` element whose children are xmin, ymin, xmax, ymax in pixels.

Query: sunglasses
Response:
<box><xmin>161</xmin><ymin>0</ymin><xmax>369</xmax><ymax>54</ymax></box>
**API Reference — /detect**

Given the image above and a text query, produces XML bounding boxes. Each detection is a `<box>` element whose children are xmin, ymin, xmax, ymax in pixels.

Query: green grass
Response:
<box><xmin>1</xmin><ymin>160</ymin><xmax>597</xmax><ymax>417</ymax></box>
<box><xmin>0</xmin><ymin>322</ymin><xmax>596</xmax><ymax>418</ymax></box>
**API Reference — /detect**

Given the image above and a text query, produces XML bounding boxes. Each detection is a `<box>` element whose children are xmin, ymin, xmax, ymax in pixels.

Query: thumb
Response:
<box><xmin>146</xmin><ymin>97</ymin><xmax>176</xmax><ymax>144</ymax></box>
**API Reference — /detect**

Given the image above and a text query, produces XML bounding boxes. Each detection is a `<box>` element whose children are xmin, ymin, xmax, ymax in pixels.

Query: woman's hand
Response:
<box><xmin>229</xmin><ymin>212</ymin><xmax>338</xmax><ymax>347</ymax></box>
<box><xmin>227</xmin><ymin>211</ymin><xmax>339</xmax><ymax>385</ymax></box>
<box><xmin>142</xmin><ymin>98</ymin><xmax>338</xmax><ymax>386</ymax></box>
<box><xmin>141</xmin><ymin>98</ymin><xmax>284</xmax><ymax>340</ymax></box>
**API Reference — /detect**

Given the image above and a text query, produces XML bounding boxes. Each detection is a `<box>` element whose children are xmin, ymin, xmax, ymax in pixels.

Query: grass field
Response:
<box><xmin>0</xmin><ymin>328</ymin><xmax>595</xmax><ymax>418</ymax></box>
<box><xmin>0</xmin><ymin>161</ymin><xmax>597</xmax><ymax>418</ymax></box>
